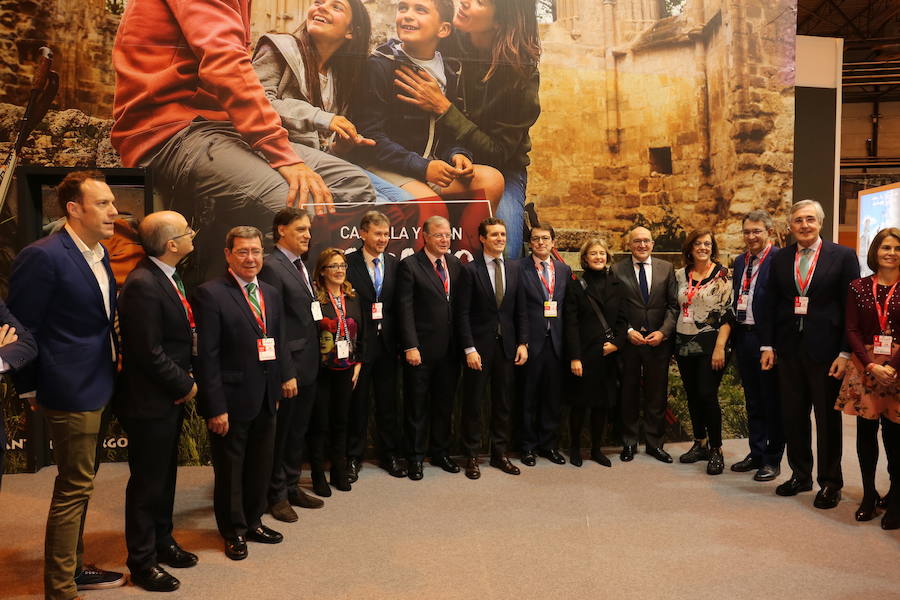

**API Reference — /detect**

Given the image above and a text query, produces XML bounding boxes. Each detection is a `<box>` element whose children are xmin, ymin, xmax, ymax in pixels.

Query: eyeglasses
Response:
<box><xmin>323</xmin><ymin>264</ymin><xmax>348</xmax><ymax>271</ymax></box>
<box><xmin>232</xmin><ymin>248</ymin><xmax>263</xmax><ymax>258</ymax></box>
<box><xmin>530</xmin><ymin>235</ymin><xmax>552</xmax><ymax>243</ymax></box>
<box><xmin>170</xmin><ymin>227</ymin><xmax>195</xmax><ymax>241</ymax></box>
<box><xmin>791</xmin><ymin>216</ymin><xmax>819</xmax><ymax>226</ymax></box>
<box><xmin>631</xmin><ymin>239</ymin><xmax>653</xmax><ymax>246</ymax></box>
<box><xmin>742</xmin><ymin>229</ymin><xmax>765</xmax><ymax>236</ymax></box>
<box><xmin>693</xmin><ymin>240</ymin><xmax>713</xmax><ymax>248</ymax></box>
<box><xmin>429</xmin><ymin>232</ymin><xmax>452</xmax><ymax>240</ymax></box>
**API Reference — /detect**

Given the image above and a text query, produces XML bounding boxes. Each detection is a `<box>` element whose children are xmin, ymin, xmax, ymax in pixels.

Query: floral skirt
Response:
<box><xmin>835</xmin><ymin>346</ymin><xmax>900</xmax><ymax>423</ymax></box>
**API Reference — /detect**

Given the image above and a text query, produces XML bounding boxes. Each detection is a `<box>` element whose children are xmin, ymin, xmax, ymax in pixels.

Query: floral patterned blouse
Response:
<box><xmin>675</xmin><ymin>264</ymin><xmax>734</xmax><ymax>356</ymax></box>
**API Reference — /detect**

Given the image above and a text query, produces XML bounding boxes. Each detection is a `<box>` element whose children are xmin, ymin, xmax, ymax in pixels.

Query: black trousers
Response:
<box><xmin>856</xmin><ymin>416</ymin><xmax>900</xmax><ymax>504</ymax></box>
<box><xmin>675</xmin><ymin>353</ymin><xmax>725</xmax><ymax>447</ymax></box>
<box><xmin>520</xmin><ymin>336</ymin><xmax>563</xmax><ymax>453</ymax></box>
<box><xmin>777</xmin><ymin>352</ymin><xmax>843</xmax><ymax>489</ymax></box>
<box><xmin>348</xmin><ymin>338</ymin><xmax>402</xmax><ymax>461</ymax></box>
<box><xmin>569</xmin><ymin>406</ymin><xmax>608</xmax><ymax>451</ymax></box>
<box><xmin>620</xmin><ymin>340</ymin><xmax>672</xmax><ymax>448</ymax></box>
<box><xmin>733</xmin><ymin>327</ymin><xmax>784</xmax><ymax>466</ymax></box>
<box><xmin>461</xmin><ymin>337</ymin><xmax>514</xmax><ymax>458</ymax></box>
<box><xmin>268</xmin><ymin>380</ymin><xmax>316</xmax><ymax>504</ymax></box>
<box><xmin>403</xmin><ymin>356</ymin><xmax>460</xmax><ymax>462</ymax></box>
<box><xmin>310</xmin><ymin>368</ymin><xmax>354</xmax><ymax>471</ymax></box>
<box><xmin>209</xmin><ymin>404</ymin><xmax>276</xmax><ymax>539</ymax></box>
<box><xmin>120</xmin><ymin>410</ymin><xmax>184</xmax><ymax>574</ymax></box>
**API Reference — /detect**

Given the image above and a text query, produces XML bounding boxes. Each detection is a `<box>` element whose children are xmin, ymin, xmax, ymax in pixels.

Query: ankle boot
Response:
<box><xmin>311</xmin><ymin>469</ymin><xmax>332</xmax><ymax>497</ymax></box>
<box><xmin>706</xmin><ymin>447</ymin><xmax>724</xmax><ymax>475</ymax></box>
<box><xmin>679</xmin><ymin>440</ymin><xmax>710</xmax><ymax>464</ymax></box>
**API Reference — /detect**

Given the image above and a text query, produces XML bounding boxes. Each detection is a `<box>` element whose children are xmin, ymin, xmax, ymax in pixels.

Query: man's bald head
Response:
<box><xmin>626</xmin><ymin>226</ymin><xmax>654</xmax><ymax>261</ymax></box>
<box><xmin>139</xmin><ymin>211</ymin><xmax>191</xmax><ymax>258</ymax></box>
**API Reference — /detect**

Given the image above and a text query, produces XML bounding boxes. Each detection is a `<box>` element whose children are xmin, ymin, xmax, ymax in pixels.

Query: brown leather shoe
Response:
<box><xmin>490</xmin><ymin>455</ymin><xmax>521</xmax><ymax>475</ymax></box>
<box><xmin>269</xmin><ymin>499</ymin><xmax>298</xmax><ymax>523</ymax></box>
<box><xmin>289</xmin><ymin>486</ymin><xmax>324</xmax><ymax>509</ymax></box>
<box><xmin>465</xmin><ymin>457</ymin><xmax>481</xmax><ymax>480</ymax></box>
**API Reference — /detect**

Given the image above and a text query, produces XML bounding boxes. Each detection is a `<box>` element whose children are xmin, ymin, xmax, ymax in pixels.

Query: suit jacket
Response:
<box><xmin>193</xmin><ymin>274</ymin><xmax>292</xmax><ymax>421</ymax></box>
<box><xmin>259</xmin><ymin>247</ymin><xmax>320</xmax><ymax>386</ymax></box>
<box><xmin>397</xmin><ymin>249</ymin><xmax>466</xmax><ymax>363</ymax></box>
<box><xmin>8</xmin><ymin>229</ymin><xmax>117</xmax><ymax>411</ymax></box>
<box><xmin>115</xmin><ymin>258</ymin><xmax>195</xmax><ymax>420</ymax></box>
<box><xmin>0</xmin><ymin>301</ymin><xmax>37</xmax><ymax>373</ymax></box>
<box><xmin>518</xmin><ymin>255</ymin><xmax>571</xmax><ymax>358</ymax></box>
<box><xmin>761</xmin><ymin>239</ymin><xmax>860</xmax><ymax>363</ymax></box>
<box><xmin>612</xmin><ymin>256</ymin><xmax>678</xmax><ymax>338</ymax></box>
<box><xmin>345</xmin><ymin>247</ymin><xmax>399</xmax><ymax>361</ymax></box>
<box><xmin>731</xmin><ymin>246</ymin><xmax>780</xmax><ymax>332</ymax></box>
<box><xmin>458</xmin><ymin>252</ymin><xmax>528</xmax><ymax>361</ymax></box>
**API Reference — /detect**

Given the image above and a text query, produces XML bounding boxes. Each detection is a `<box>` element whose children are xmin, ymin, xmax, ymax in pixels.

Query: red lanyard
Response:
<box><xmin>328</xmin><ymin>291</ymin><xmax>348</xmax><ymax>339</ymax></box>
<box><xmin>872</xmin><ymin>276</ymin><xmax>899</xmax><ymax>334</ymax></box>
<box><xmin>794</xmin><ymin>243</ymin><xmax>822</xmax><ymax>296</ymax></box>
<box><xmin>741</xmin><ymin>244</ymin><xmax>772</xmax><ymax>293</ymax></box>
<box><xmin>172</xmin><ymin>282</ymin><xmax>195</xmax><ymax>328</ymax></box>
<box><xmin>232</xmin><ymin>271</ymin><xmax>267</xmax><ymax>335</ymax></box>
<box><xmin>536</xmin><ymin>260</ymin><xmax>555</xmax><ymax>298</ymax></box>
<box><xmin>685</xmin><ymin>265</ymin><xmax>714</xmax><ymax>307</ymax></box>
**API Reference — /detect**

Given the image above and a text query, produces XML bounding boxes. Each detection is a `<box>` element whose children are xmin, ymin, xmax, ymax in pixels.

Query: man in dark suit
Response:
<box><xmin>115</xmin><ymin>211</ymin><xmax>199</xmax><ymax>592</ymax></box>
<box><xmin>761</xmin><ymin>199</ymin><xmax>860</xmax><ymax>509</ymax></box>
<box><xmin>8</xmin><ymin>170</ymin><xmax>126</xmax><ymax>598</ymax></box>
<box><xmin>346</xmin><ymin>211</ymin><xmax>407</xmax><ymax>480</ymax></box>
<box><xmin>518</xmin><ymin>222</ymin><xmax>570</xmax><ymax>467</ymax></box>
<box><xmin>612</xmin><ymin>225</ymin><xmax>679</xmax><ymax>464</ymax></box>
<box><xmin>260</xmin><ymin>208</ymin><xmax>324</xmax><ymax>524</ymax></box>
<box><xmin>194</xmin><ymin>226</ymin><xmax>297</xmax><ymax>560</ymax></box>
<box><xmin>0</xmin><ymin>302</ymin><xmax>38</xmax><ymax>491</ymax></box>
<box><xmin>729</xmin><ymin>210</ymin><xmax>784</xmax><ymax>482</ymax></box>
<box><xmin>397</xmin><ymin>215</ymin><xmax>467</xmax><ymax>480</ymax></box>
<box><xmin>459</xmin><ymin>218</ymin><xmax>528</xmax><ymax>479</ymax></box>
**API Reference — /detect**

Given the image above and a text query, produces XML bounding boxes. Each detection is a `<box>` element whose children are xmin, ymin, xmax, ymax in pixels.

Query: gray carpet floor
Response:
<box><xmin>1</xmin><ymin>415</ymin><xmax>898</xmax><ymax>600</ymax></box>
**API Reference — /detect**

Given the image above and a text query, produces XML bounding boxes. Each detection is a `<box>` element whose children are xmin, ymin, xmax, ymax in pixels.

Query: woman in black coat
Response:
<box><xmin>564</xmin><ymin>238</ymin><xmax>628</xmax><ymax>467</ymax></box>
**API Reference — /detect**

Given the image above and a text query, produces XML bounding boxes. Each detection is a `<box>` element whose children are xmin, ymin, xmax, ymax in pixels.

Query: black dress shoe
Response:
<box><xmin>348</xmin><ymin>457</ymin><xmax>361</xmax><ymax>484</ymax></box>
<box><xmin>269</xmin><ymin>499</ymin><xmax>299</xmax><ymax>523</ymax></box>
<box><xmin>331</xmin><ymin>468</ymin><xmax>352</xmax><ymax>492</ymax></box>
<box><xmin>289</xmin><ymin>486</ymin><xmax>324</xmax><ymax>509</ymax></box>
<box><xmin>538</xmin><ymin>448</ymin><xmax>566</xmax><ymax>465</ymax></box>
<box><xmin>679</xmin><ymin>441</ymin><xmax>710</xmax><ymax>464</ymax></box>
<box><xmin>490</xmin><ymin>455</ymin><xmax>521</xmax><ymax>475</ymax></box>
<box><xmin>706</xmin><ymin>447</ymin><xmax>724</xmax><ymax>475</ymax></box>
<box><xmin>465</xmin><ymin>457</ymin><xmax>481</xmax><ymax>480</ymax></box>
<box><xmin>247</xmin><ymin>524</ymin><xmax>283</xmax><ymax>544</ymax></box>
<box><xmin>408</xmin><ymin>460</ymin><xmax>424</xmax><ymax>480</ymax></box>
<box><xmin>590</xmin><ymin>450</ymin><xmax>612</xmax><ymax>467</ymax></box>
<box><xmin>521</xmin><ymin>451</ymin><xmax>536</xmax><ymax>467</ymax></box>
<box><xmin>620</xmin><ymin>444</ymin><xmax>636</xmax><ymax>462</ymax></box>
<box><xmin>382</xmin><ymin>455</ymin><xmax>408</xmax><ymax>478</ymax></box>
<box><xmin>855</xmin><ymin>494</ymin><xmax>880</xmax><ymax>522</ymax></box>
<box><xmin>730</xmin><ymin>453</ymin><xmax>762</xmax><ymax>472</ymax></box>
<box><xmin>882</xmin><ymin>507</ymin><xmax>900</xmax><ymax>530</ymax></box>
<box><xmin>646</xmin><ymin>446</ymin><xmax>673</xmax><ymax>463</ymax></box>
<box><xmin>775</xmin><ymin>476</ymin><xmax>813</xmax><ymax>496</ymax></box>
<box><xmin>156</xmin><ymin>541</ymin><xmax>198</xmax><ymax>568</ymax></box>
<box><xmin>753</xmin><ymin>465</ymin><xmax>780</xmax><ymax>482</ymax></box>
<box><xmin>813</xmin><ymin>486</ymin><xmax>842</xmax><ymax>509</ymax></box>
<box><xmin>131</xmin><ymin>565</ymin><xmax>180</xmax><ymax>592</ymax></box>
<box><xmin>311</xmin><ymin>470</ymin><xmax>332</xmax><ymax>497</ymax></box>
<box><xmin>430</xmin><ymin>455</ymin><xmax>461</xmax><ymax>474</ymax></box>
<box><xmin>569</xmin><ymin>448</ymin><xmax>583</xmax><ymax>467</ymax></box>
<box><xmin>224</xmin><ymin>536</ymin><xmax>247</xmax><ymax>561</ymax></box>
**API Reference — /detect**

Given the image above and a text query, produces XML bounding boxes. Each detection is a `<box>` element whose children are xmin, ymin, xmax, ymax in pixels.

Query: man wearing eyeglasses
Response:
<box><xmin>397</xmin><ymin>215</ymin><xmax>468</xmax><ymax>480</ymax></box>
<box><xmin>115</xmin><ymin>211</ymin><xmax>199</xmax><ymax>592</ymax></box>
<box><xmin>612</xmin><ymin>225</ymin><xmax>679</xmax><ymax>463</ymax></box>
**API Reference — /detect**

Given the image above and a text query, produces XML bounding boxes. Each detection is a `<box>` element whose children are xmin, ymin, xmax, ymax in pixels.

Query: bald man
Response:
<box><xmin>115</xmin><ymin>211</ymin><xmax>199</xmax><ymax>592</ymax></box>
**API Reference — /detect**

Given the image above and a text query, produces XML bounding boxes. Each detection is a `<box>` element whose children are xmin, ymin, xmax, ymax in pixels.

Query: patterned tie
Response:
<box><xmin>494</xmin><ymin>257</ymin><xmax>504</xmax><ymax>307</ymax></box>
<box><xmin>373</xmin><ymin>257</ymin><xmax>383</xmax><ymax>299</ymax></box>
<box><xmin>638</xmin><ymin>262</ymin><xmax>650</xmax><ymax>304</ymax></box>
<box><xmin>245</xmin><ymin>282</ymin><xmax>262</xmax><ymax>315</ymax></box>
<box><xmin>435</xmin><ymin>258</ymin><xmax>448</xmax><ymax>290</ymax></box>
<box><xmin>540</xmin><ymin>261</ymin><xmax>550</xmax><ymax>301</ymax></box>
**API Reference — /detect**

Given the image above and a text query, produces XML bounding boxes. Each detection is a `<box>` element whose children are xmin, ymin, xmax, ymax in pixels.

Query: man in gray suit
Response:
<box><xmin>612</xmin><ymin>225</ymin><xmax>679</xmax><ymax>463</ymax></box>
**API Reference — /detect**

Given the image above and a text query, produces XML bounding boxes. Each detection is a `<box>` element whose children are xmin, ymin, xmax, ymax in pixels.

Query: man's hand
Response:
<box><xmin>514</xmin><ymin>344</ymin><xmax>528</xmax><ymax>366</ymax></box>
<box><xmin>760</xmin><ymin>349</ymin><xmax>775</xmax><ymax>370</ymax></box>
<box><xmin>394</xmin><ymin>65</ymin><xmax>452</xmax><ymax>115</ymax></box>
<box><xmin>0</xmin><ymin>324</ymin><xmax>18</xmax><ymax>348</ymax></box>
<box><xmin>628</xmin><ymin>330</ymin><xmax>646</xmax><ymax>346</ymax></box>
<box><xmin>329</xmin><ymin>115</ymin><xmax>359</xmax><ymax>140</ymax></box>
<box><xmin>405</xmin><ymin>348</ymin><xmax>422</xmax><ymax>366</ymax></box>
<box><xmin>276</xmin><ymin>163</ymin><xmax>334</xmax><ymax>215</ymax></box>
<box><xmin>207</xmin><ymin>413</ymin><xmax>229</xmax><ymax>436</ymax></box>
<box><xmin>571</xmin><ymin>359</ymin><xmax>583</xmax><ymax>377</ymax></box>
<box><xmin>175</xmin><ymin>382</ymin><xmax>198</xmax><ymax>405</ymax></box>
<box><xmin>602</xmin><ymin>342</ymin><xmax>618</xmax><ymax>356</ymax></box>
<box><xmin>466</xmin><ymin>351</ymin><xmax>482</xmax><ymax>371</ymax></box>
<box><xmin>450</xmin><ymin>154</ymin><xmax>474</xmax><ymax>181</ymax></box>
<box><xmin>426</xmin><ymin>160</ymin><xmax>461</xmax><ymax>188</ymax></box>
<box><xmin>281</xmin><ymin>377</ymin><xmax>298</xmax><ymax>398</ymax></box>
<box><xmin>645</xmin><ymin>331</ymin><xmax>665</xmax><ymax>347</ymax></box>
<box><xmin>828</xmin><ymin>356</ymin><xmax>848</xmax><ymax>379</ymax></box>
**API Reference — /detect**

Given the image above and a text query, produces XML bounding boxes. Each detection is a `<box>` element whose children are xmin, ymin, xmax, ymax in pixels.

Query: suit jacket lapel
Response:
<box><xmin>475</xmin><ymin>253</ymin><xmax>494</xmax><ymax>303</ymax></box>
<box><xmin>274</xmin><ymin>248</ymin><xmax>313</xmax><ymax>302</ymax></box>
<box><xmin>350</xmin><ymin>250</ymin><xmax>377</xmax><ymax>299</ymax></box>
<box><xmin>147</xmin><ymin>259</ymin><xmax>190</xmax><ymax>329</ymax></box>
<box><xmin>60</xmin><ymin>230</ymin><xmax>108</xmax><ymax>317</ymax></box>
<box><xmin>618</xmin><ymin>259</ymin><xmax>641</xmax><ymax>301</ymax></box>
<box><xmin>226</xmin><ymin>276</ymin><xmax>264</xmax><ymax>335</ymax></box>
<box><xmin>805</xmin><ymin>241</ymin><xmax>833</xmax><ymax>297</ymax></box>
<box><xmin>417</xmin><ymin>250</ymin><xmax>447</xmax><ymax>297</ymax></box>
<box><xmin>649</xmin><ymin>258</ymin><xmax>668</xmax><ymax>304</ymax></box>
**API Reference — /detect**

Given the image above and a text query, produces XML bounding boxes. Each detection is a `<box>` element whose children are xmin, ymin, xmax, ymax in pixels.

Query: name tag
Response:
<box><xmin>681</xmin><ymin>305</ymin><xmax>694</xmax><ymax>324</ymax></box>
<box><xmin>336</xmin><ymin>339</ymin><xmax>350</xmax><ymax>359</ymax></box>
<box><xmin>372</xmin><ymin>302</ymin><xmax>384</xmax><ymax>320</ymax></box>
<box><xmin>191</xmin><ymin>329</ymin><xmax>198</xmax><ymax>357</ymax></box>
<box><xmin>794</xmin><ymin>296</ymin><xmax>809</xmax><ymax>315</ymax></box>
<box><xmin>257</xmin><ymin>337</ymin><xmax>276</xmax><ymax>361</ymax></box>
<box><xmin>311</xmin><ymin>302</ymin><xmax>323</xmax><ymax>321</ymax></box>
<box><xmin>544</xmin><ymin>301</ymin><xmax>558</xmax><ymax>317</ymax></box>
<box><xmin>736</xmin><ymin>294</ymin><xmax>749</xmax><ymax>311</ymax></box>
<box><xmin>874</xmin><ymin>335</ymin><xmax>893</xmax><ymax>356</ymax></box>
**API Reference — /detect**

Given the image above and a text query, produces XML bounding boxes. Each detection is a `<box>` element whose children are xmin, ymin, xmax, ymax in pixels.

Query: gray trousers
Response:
<box><xmin>146</xmin><ymin>120</ymin><xmax>374</xmax><ymax>280</ymax></box>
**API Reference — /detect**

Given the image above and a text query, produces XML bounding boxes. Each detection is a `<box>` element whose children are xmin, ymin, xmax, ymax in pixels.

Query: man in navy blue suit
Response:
<box><xmin>8</xmin><ymin>170</ymin><xmax>125</xmax><ymax>599</ymax></box>
<box><xmin>730</xmin><ymin>210</ymin><xmax>784</xmax><ymax>482</ymax></box>
<box><xmin>0</xmin><ymin>302</ymin><xmax>38</xmax><ymax>490</ymax></box>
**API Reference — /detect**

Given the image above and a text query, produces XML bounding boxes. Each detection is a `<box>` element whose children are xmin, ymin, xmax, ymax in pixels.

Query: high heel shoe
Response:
<box><xmin>855</xmin><ymin>494</ymin><xmax>879</xmax><ymax>522</ymax></box>
<box><xmin>569</xmin><ymin>448</ymin><xmax>583</xmax><ymax>467</ymax></box>
<box><xmin>311</xmin><ymin>470</ymin><xmax>332</xmax><ymax>497</ymax></box>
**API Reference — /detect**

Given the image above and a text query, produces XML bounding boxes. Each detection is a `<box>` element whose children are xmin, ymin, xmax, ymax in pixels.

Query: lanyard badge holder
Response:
<box><xmin>873</xmin><ymin>277</ymin><xmax>898</xmax><ymax>355</ymax></box>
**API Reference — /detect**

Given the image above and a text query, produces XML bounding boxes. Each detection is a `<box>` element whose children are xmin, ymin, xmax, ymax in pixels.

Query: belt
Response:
<box><xmin>735</xmin><ymin>323</ymin><xmax>757</xmax><ymax>332</ymax></box>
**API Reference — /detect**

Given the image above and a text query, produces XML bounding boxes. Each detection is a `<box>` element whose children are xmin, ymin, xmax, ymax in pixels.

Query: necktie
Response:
<box><xmin>540</xmin><ymin>261</ymin><xmax>550</xmax><ymax>301</ymax></box>
<box><xmin>494</xmin><ymin>257</ymin><xmax>504</xmax><ymax>307</ymax></box>
<box><xmin>798</xmin><ymin>247</ymin><xmax>812</xmax><ymax>283</ymax></box>
<box><xmin>172</xmin><ymin>271</ymin><xmax>187</xmax><ymax>298</ymax></box>
<box><xmin>638</xmin><ymin>262</ymin><xmax>650</xmax><ymax>304</ymax></box>
<box><xmin>435</xmin><ymin>258</ymin><xmax>448</xmax><ymax>292</ymax></box>
<box><xmin>294</xmin><ymin>257</ymin><xmax>314</xmax><ymax>296</ymax></box>
<box><xmin>245</xmin><ymin>282</ymin><xmax>262</xmax><ymax>316</ymax></box>
<box><xmin>373</xmin><ymin>257</ymin><xmax>383</xmax><ymax>299</ymax></box>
